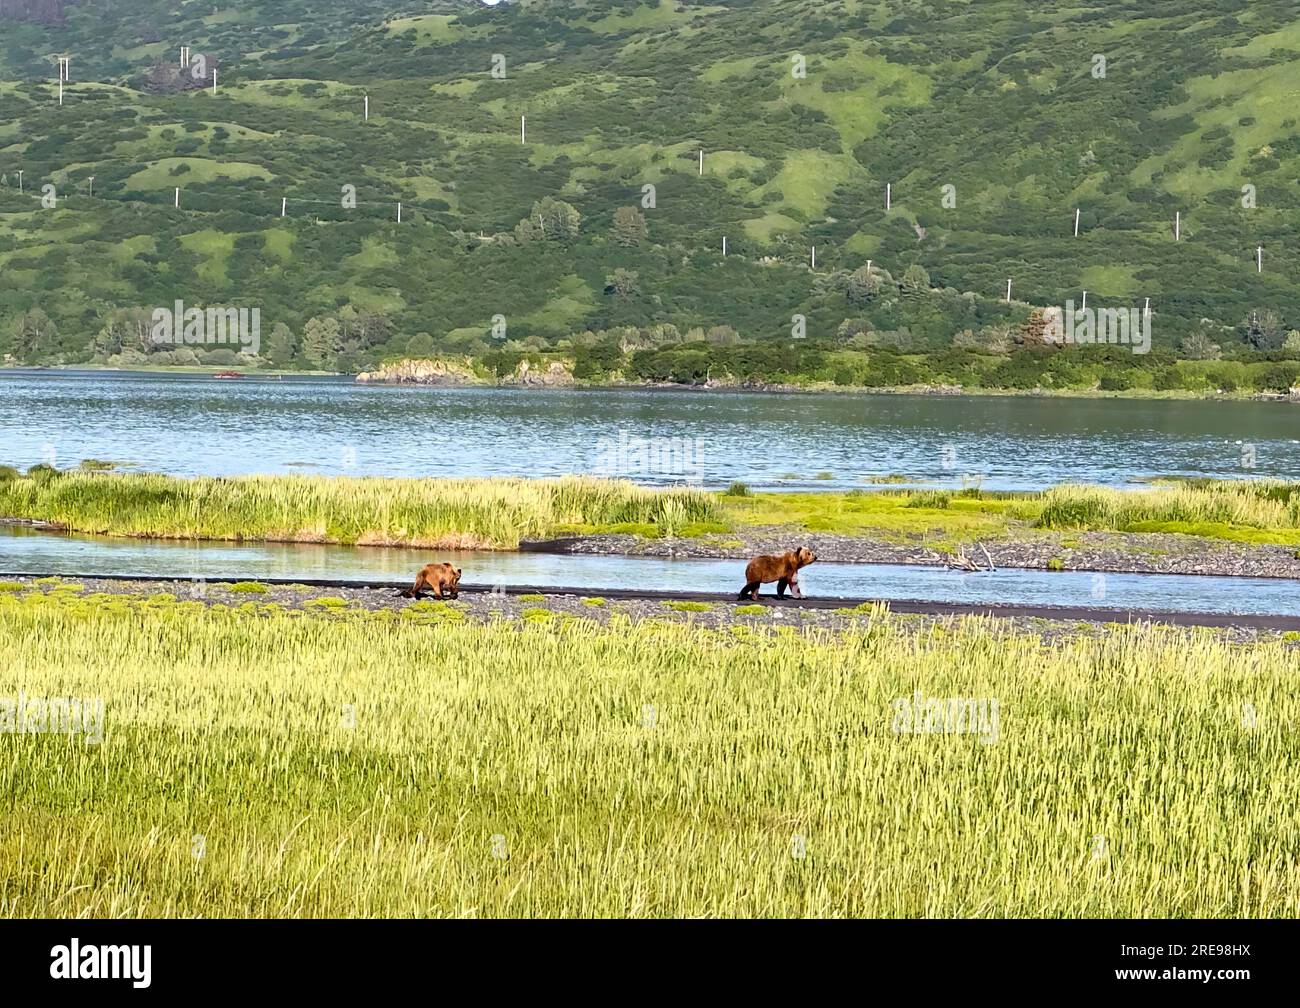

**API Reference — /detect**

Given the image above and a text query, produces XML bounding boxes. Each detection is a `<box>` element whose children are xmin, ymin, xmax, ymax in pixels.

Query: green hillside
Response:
<box><xmin>3</xmin><ymin>0</ymin><xmax>1300</xmax><ymax>377</ymax></box>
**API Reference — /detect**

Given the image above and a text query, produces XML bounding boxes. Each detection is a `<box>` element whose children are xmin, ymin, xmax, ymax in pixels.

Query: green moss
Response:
<box><xmin>664</xmin><ymin>601</ymin><xmax>713</xmax><ymax>612</ymax></box>
<box><xmin>227</xmin><ymin>582</ymin><xmax>270</xmax><ymax>594</ymax></box>
<box><xmin>734</xmin><ymin>604</ymin><xmax>766</xmax><ymax>615</ymax></box>
<box><xmin>519</xmin><ymin>593</ymin><xmax>546</xmax><ymax>602</ymax></box>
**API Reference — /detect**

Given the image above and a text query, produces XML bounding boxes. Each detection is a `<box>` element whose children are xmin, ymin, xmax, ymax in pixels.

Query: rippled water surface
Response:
<box><xmin>3</xmin><ymin>370</ymin><xmax>1299</xmax><ymax>490</ymax></box>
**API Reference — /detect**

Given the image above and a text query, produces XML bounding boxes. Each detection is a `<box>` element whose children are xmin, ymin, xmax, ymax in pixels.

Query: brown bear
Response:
<box><xmin>397</xmin><ymin>563</ymin><xmax>462</xmax><ymax>600</ymax></box>
<box><xmin>738</xmin><ymin>546</ymin><xmax>816</xmax><ymax>600</ymax></box>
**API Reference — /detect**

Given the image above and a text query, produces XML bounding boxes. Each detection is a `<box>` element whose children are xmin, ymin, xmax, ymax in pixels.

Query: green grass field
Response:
<box><xmin>2</xmin><ymin>586</ymin><xmax>1297</xmax><ymax>917</ymax></box>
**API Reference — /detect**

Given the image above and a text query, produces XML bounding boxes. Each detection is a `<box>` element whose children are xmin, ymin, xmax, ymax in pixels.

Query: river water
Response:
<box><xmin>4</xmin><ymin>527</ymin><xmax>1298</xmax><ymax>617</ymax></box>
<box><xmin>2</xmin><ymin>369</ymin><xmax>1298</xmax><ymax>490</ymax></box>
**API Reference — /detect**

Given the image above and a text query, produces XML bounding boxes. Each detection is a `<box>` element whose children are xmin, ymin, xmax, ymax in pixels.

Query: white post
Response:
<box><xmin>699</xmin><ymin>150</ymin><xmax>704</xmax><ymax>175</ymax></box>
<box><xmin>1143</xmin><ymin>297</ymin><xmax>1150</xmax><ymax>318</ymax></box>
<box><xmin>722</xmin><ymin>236</ymin><xmax>726</xmax><ymax>256</ymax></box>
<box><xmin>174</xmin><ymin>187</ymin><xmax>180</xmax><ymax>208</ymax></box>
<box><xmin>885</xmin><ymin>183</ymin><xmax>891</xmax><ymax>211</ymax></box>
<box><xmin>88</xmin><ymin>176</ymin><xmax>94</xmax><ymax>198</ymax></box>
<box><xmin>281</xmin><ymin>197</ymin><xmax>287</xmax><ymax>218</ymax></box>
<box><xmin>1081</xmin><ymin>290</ymin><xmax>1087</xmax><ymax>312</ymax></box>
<box><xmin>520</xmin><ymin>115</ymin><xmax>526</xmax><ymax>142</ymax></box>
<box><xmin>16</xmin><ymin>170</ymin><xmax>22</xmax><ymax>192</ymax></box>
<box><xmin>1006</xmin><ymin>278</ymin><xmax>1012</xmax><ymax>302</ymax></box>
<box><xmin>1257</xmin><ymin>246</ymin><xmax>1263</xmax><ymax>273</ymax></box>
<box><xmin>1175</xmin><ymin>211</ymin><xmax>1180</xmax><ymax>241</ymax></box>
<box><xmin>397</xmin><ymin>202</ymin><xmax>402</xmax><ymax>223</ymax></box>
<box><xmin>212</xmin><ymin>69</ymin><xmax>217</xmax><ymax>95</ymax></box>
<box><xmin>59</xmin><ymin>78</ymin><xmax>63</xmax><ymax>106</ymax></box>
<box><xmin>866</xmin><ymin>259</ymin><xmax>871</xmax><ymax>273</ymax></box>
<box><xmin>811</xmin><ymin>246</ymin><xmax>816</xmax><ymax>269</ymax></box>
<box><xmin>181</xmin><ymin>46</ymin><xmax>190</xmax><ymax>68</ymax></box>
<box><xmin>1074</xmin><ymin>208</ymin><xmax>1080</xmax><ymax>237</ymax></box>
<box><xmin>364</xmin><ymin>95</ymin><xmax>369</xmax><ymax>121</ymax></box>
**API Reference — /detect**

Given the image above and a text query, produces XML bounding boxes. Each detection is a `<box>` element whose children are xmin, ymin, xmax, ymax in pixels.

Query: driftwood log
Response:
<box><xmin>938</xmin><ymin>544</ymin><xmax>997</xmax><ymax>572</ymax></box>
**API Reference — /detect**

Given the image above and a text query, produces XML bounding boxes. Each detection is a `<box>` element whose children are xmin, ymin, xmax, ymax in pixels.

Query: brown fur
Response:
<box><xmin>398</xmin><ymin>562</ymin><xmax>462</xmax><ymax>600</ymax></box>
<box><xmin>738</xmin><ymin>546</ymin><xmax>816</xmax><ymax>600</ymax></box>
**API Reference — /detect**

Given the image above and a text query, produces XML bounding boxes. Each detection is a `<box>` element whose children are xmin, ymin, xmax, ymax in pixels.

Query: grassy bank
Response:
<box><xmin>0</xmin><ymin>472</ymin><xmax>722</xmax><ymax>548</ymax></box>
<box><xmin>723</xmin><ymin>479</ymin><xmax>1300</xmax><ymax>547</ymax></box>
<box><xmin>5</xmin><ymin>470</ymin><xmax>1300</xmax><ymax>549</ymax></box>
<box><xmin>2</xmin><ymin>586</ymin><xmax>1297</xmax><ymax>917</ymax></box>
<box><xmin>1037</xmin><ymin>481</ymin><xmax>1300</xmax><ymax>544</ymax></box>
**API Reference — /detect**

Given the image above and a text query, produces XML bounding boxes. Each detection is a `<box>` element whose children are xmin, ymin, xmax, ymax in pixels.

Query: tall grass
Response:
<box><xmin>1038</xmin><ymin>480</ymin><xmax>1300</xmax><ymax>535</ymax></box>
<box><xmin>2</xmin><ymin>588</ymin><xmax>1298</xmax><ymax>917</ymax></box>
<box><xmin>0</xmin><ymin>472</ymin><xmax>722</xmax><ymax>548</ymax></box>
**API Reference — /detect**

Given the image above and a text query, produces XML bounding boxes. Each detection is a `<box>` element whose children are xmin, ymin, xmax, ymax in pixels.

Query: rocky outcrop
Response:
<box><xmin>500</xmin><ymin>360</ymin><xmax>576</xmax><ymax>387</ymax></box>
<box><xmin>355</xmin><ymin>357</ymin><xmax>483</xmax><ymax>385</ymax></box>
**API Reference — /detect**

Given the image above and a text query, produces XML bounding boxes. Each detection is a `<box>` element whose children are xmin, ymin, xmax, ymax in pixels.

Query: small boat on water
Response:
<box><xmin>212</xmin><ymin>371</ymin><xmax>245</xmax><ymax>379</ymax></box>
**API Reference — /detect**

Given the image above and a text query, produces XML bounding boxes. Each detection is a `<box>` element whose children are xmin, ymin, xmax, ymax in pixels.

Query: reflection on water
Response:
<box><xmin>3</xmin><ymin>370</ymin><xmax>1299</xmax><ymax>490</ymax></box>
<box><xmin>3</xmin><ymin>526</ymin><xmax>1298</xmax><ymax>616</ymax></box>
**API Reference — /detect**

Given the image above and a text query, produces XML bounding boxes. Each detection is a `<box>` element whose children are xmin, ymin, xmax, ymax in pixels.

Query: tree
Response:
<box><xmin>604</xmin><ymin>269</ymin><xmax>640</xmax><ymax>299</ymax></box>
<box><xmin>1015</xmin><ymin>307</ymin><xmax>1054</xmax><ymax>346</ymax></box>
<box><xmin>846</xmin><ymin>264</ymin><xmax>880</xmax><ymax>305</ymax></box>
<box><xmin>302</xmin><ymin>316</ymin><xmax>341</xmax><ymax>369</ymax></box>
<box><xmin>611</xmin><ymin>206</ymin><xmax>648</xmax><ymax>247</ymax></box>
<box><xmin>406</xmin><ymin>332</ymin><xmax>436</xmax><ymax>357</ymax></box>
<box><xmin>143</xmin><ymin>59</ymin><xmax>183</xmax><ymax>94</ymax></box>
<box><xmin>1242</xmin><ymin>310</ymin><xmax>1284</xmax><ymax>352</ymax></box>
<box><xmin>516</xmin><ymin>197</ymin><xmax>581</xmax><ymax>244</ymax></box>
<box><xmin>901</xmin><ymin>263</ymin><xmax>931</xmax><ymax>296</ymax></box>
<box><xmin>11</xmin><ymin>308</ymin><xmax>57</xmax><ymax>363</ymax></box>
<box><xmin>265</xmin><ymin>323</ymin><xmax>296</xmax><ymax>366</ymax></box>
<box><xmin>1178</xmin><ymin>328</ymin><xmax>1222</xmax><ymax>361</ymax></box>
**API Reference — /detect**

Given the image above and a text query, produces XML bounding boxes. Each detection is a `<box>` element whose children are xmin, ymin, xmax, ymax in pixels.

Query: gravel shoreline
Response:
<box><xmin>531</xmin><ymin>528</ymin><xmax>1300</xmax><ymax>580</ymax></box>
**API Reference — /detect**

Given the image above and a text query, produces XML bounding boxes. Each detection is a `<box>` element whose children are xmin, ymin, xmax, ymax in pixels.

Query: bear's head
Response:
<box><xmin>793</xmin><ymin>546</ymin><xmax>816</xmax><ymax>567</ymax></box>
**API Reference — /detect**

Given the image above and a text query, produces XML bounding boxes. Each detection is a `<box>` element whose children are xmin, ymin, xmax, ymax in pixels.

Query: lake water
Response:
<box><xmin>4</xmin><ymin>526</ymin><xmax>1299</xmax><ymax>617</ymax></box>
<box><xmin>2</xmin><ymin>370</ymin><xmax>1298</xmax><ymax>490</ymax></box>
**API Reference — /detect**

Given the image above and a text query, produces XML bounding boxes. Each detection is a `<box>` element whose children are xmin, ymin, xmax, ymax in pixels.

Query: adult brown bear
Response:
<box><xmin>737</xmin><ymin>546</ymin><xmax>816</xmax><ymax>600</ymax></box>
<box><xmin>397</xmin><ymin>563</ymin><xmax>462</xmax><ymax>600</ymax></box>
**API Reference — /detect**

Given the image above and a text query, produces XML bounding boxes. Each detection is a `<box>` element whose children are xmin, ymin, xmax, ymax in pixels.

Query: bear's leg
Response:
<box><xmin>738</xmin><ymin>582</ymin><xmax>760</xmax><ymax>600</ymax></box>
<box><xmin>776</xmin><ymin>577</ymin><xmax>789</xmax><ymax>598</ymax></box>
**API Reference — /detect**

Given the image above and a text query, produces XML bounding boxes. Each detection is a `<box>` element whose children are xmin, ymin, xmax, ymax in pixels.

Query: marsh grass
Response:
<box><xmin>7</xmin><ymin>472</ymin><xmax>1300</xmax><ymax>550</ymax></box>
<box><xmin>1038</xmin><ymin>480</ymin><xmax>1300</xmax><ymax>542</ymax></box>
<box><xmin>0</xmin><ymin>472</ymin><xmax>722</xmax><ymax>549</ymax></box>
<box><xmin>2</xmin><ymin>589</ymin><xmax>1298</xmax><ymax>917</ymax></box>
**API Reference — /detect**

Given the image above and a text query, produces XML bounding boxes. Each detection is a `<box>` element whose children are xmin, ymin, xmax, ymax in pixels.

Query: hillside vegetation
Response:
<box><xmin>4</xmin><ymin>0</ymin><xmax>1300</xmax><ymax>382</ymax></box>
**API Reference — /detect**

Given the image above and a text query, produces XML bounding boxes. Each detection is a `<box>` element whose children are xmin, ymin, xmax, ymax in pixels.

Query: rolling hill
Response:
<box><xmin>2</xmin><ymin>0</ymin><xmax>1300</xmax><ymax>377</ymax></box>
